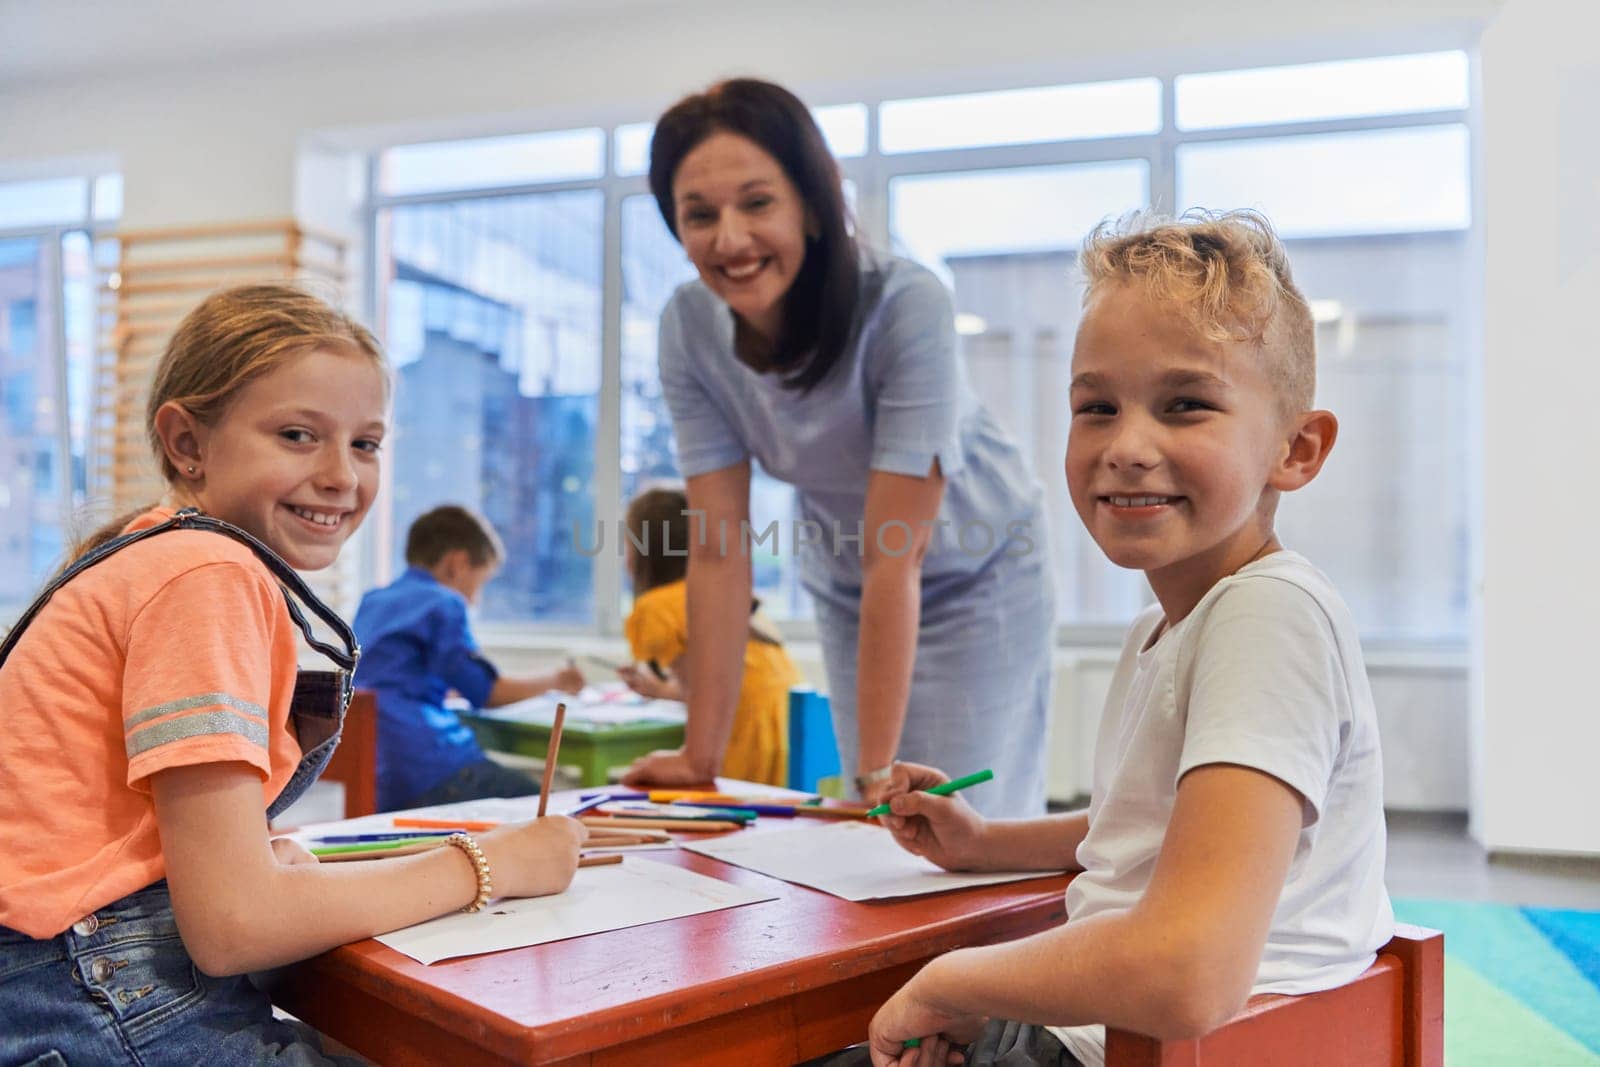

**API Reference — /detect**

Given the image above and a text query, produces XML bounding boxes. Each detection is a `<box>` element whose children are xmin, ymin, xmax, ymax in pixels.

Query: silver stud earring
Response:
<box><xmin>186</xmin><ymin>465</ymin><xmax>196</xmax><ymax>474</ymax></box>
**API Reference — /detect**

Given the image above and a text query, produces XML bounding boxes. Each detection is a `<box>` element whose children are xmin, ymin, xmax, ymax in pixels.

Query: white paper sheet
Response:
<box><xmin>476</xmin><ymin>684</ymin><xmax>688</xmax><ymax>727</ymax></box>
<box><xmin>681</xmin><ymin>821</ymin><xmax>1063</xmax><ymax>902</ymax></box>
<box><xmin>374</xmin><ymin>858</ymin><xmax>775</xmax><ymax>964</ymax></box>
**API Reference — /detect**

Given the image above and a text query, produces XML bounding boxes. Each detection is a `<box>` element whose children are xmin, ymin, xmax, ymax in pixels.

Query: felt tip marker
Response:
<box><xmin>863</xmin><ymin>769</ymin><xmax>995</xmax><ymax>818</ymax></box>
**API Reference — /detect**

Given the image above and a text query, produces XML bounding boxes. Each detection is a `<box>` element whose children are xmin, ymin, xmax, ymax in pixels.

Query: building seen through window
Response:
<box><xmin>0</xmin><ymin>176</ymin><xmax>115</xmax><ymax>624</ymax></box>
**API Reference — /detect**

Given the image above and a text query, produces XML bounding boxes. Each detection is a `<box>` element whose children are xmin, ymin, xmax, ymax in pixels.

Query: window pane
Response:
<box><xmin>0</xmin><ymin>178</ymin><xmax>87</xmax><ymax>230</ymax></box>
<box><xmin>91</xmin><ymin>174</ymin><xmax>123</xmax><ymax>221</ymax></box>
<box><xmin>60</xmin><ymin>231</ymin><xmax>95</xmax><ymax>508</ymax></box>
<box><xmin>381</xmin><ymin>128</ymin><xmax>605</xmax><ymax>195</ymax></box>
<box><xmin>0</xmin><ymin>237</ymin><xmax>65</xmax><ymax>616</ymax></box>
<box><xmin>889</xmin><ymin>162</ymin><xmax>1151</xmax><ymax>626</ymax></box>
<box><xmin>1177</xmin><ymin>125</ymin><xmax>1470</xmax><ymax>238</ymax></box>
<box><xmin>814</xmin><ymin>103</ymin><xmax>868</xmax><ymax>158</ymax></box>
<box><xmin>614</xmin><ymin>122</ymin><xmax>654</xmax><ymax>178</ymax></box>
<box><xmin>618</xmin><ymin>194</ymin><xmax>809</xmax><ymax>619</ymax></box>
<box><xmin>613</xmin><ymin>103</ymin><xmax>867</xmax><ymax>178</ymax></box>
<box><xmin>379</xmin><ymin>192</ymin><xmax>602</xmax><ymax>623</ymax></box>
<box><xmin>890</xmin><ymin>161</ymin><xmax>1149</xmax><ymax>272</ymax></box>
<box><xmin>1176</xmin><ymin>52</ymin><xmax>1469</xmax><ymax>131</ymax></box>
<box><xmin>1273</xmin><ymin>234</ymin><xmax>1471</xmax><ymax>640</ymax></box>
<box><xmin>880</xmin><ymin>79</ymin><xmax>1161</xmax><ymax>154</ymax></box>
<box><xmin>620</xmin><ymin>194</ymin><xmax>694</xmax><ymax>501</ymax></box>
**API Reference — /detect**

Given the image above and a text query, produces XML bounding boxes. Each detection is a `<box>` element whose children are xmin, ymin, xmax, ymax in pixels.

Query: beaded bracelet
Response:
<box><xmin>445</xmin><ymin>833</ymin><xmax>493</xmax><ymax>912</ymax></box>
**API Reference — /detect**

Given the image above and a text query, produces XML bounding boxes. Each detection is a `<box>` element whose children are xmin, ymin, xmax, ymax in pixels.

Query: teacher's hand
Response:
<box><xmin>620</xmin><ymin>747</ymin><xmax>714</xmax><ymax>788</ymax></box>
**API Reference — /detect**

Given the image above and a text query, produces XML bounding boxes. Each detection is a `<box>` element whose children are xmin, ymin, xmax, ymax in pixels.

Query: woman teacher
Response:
<box><xmin>622</xmin><ymin>78</ymin><xmax>1053</xmax><ymax>817</ymax></box>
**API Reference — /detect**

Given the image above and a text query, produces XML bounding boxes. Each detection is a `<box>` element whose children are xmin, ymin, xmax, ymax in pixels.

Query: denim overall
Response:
<box><xmin>0</xmin><ymin>510</ymin><xmax>367</xmax><ymax>1066</ymax></box>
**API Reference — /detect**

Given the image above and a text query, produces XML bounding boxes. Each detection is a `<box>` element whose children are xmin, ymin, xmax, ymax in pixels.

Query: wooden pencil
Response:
<box><xmin>584</xmin><ymin>828</ymin><xmax>671</xmax><ymax>843</ymax></box>
<box><xmin>393</xmin><ymin>816</ymin><xmax>499</xmax><ymax>831</ymax></box>
<box><xmin>792</xmin><ymin>805</ymin><xmax>873</xmax><ymax>819</ymax></box>
<box><xmin>578</xmin><ymin>853</ymin><xmax>624</xmax><ymax>868</ymax></box>
<box><xmin>583</xmin><ymin>835</ymin><xmax>667</xmax><ymax>847</ymax></box>
<box><xmin>536</xmin><ymin>701</ymin><xmax>566</xmax><ymax>818</ymax></box>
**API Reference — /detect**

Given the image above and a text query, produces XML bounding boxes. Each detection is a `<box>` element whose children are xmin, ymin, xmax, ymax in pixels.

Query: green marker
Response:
<box><xmin>864</xmin><ymin>768</ymin><xmax>995</xmax><ymax>817</ymax></box>
<box><xmin>903</xmin><ymin>1037</ymin><xmax>922</xmax><ymax>1049</ymax></box>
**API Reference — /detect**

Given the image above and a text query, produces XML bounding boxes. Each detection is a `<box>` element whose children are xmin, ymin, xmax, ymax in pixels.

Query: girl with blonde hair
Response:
<box><xmin>0</xmin><ymin>284</ymin><xmax>584</xmax><ymax>1065</ymax></box>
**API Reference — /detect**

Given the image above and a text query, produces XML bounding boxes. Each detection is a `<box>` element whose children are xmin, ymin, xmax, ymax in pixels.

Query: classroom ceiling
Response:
<box><xmin>0</xmin><ymin>0</ymin><xmax>673</xmax><ymax>87</ymax></box>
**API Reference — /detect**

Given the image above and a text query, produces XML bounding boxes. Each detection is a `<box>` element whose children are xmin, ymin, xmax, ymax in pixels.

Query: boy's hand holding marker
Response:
<box><xmin>869</xmin><ymin>990</ymin><xmax>982</xmax><ymax>1067</ymax></box>
<box><xmin>873</xmin><ymin>763</ymin><xmax>993</xmax><ymax>873</ymax></box>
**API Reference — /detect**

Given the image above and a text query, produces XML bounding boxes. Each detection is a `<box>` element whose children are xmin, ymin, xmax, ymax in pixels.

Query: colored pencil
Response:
<box><xmin>792</xmin><ymin>805</ymin><xmax>874</xmax><ymax>819</ymax></box>
<box><xmin>565</xmin><ymin>794</ymin><xmax>614</xmax><ymax>817</ymax></box>
<box><xmin>393</xmin><ymin>816</ymin><xmax>500</xmax><ymax>832</ymax></box>
<box><xmin>536</xmin><ymin>701</ymin><xmax>566</xmax><ymax>818</ymax></box>
<box><xmin>580</xmin><ymin>833</ymin><xmax>665</xmax><ymax>847</ymax></box>
<box><xmin>311</xmin><ymin>838</ymin><xmax>451</xmax><ymax>861</ymax></box>
<box><xmin>578</xmin><ymin>853</ymin><xmax>624</xmax><ymax>868</ymax></box>
<box><xmin>580</xmin><ymin>815</ymin><xmax>743</xmax><ymax>833</ymax></box>
<box><xmin>585</xmin><ymin>826</ymin><xmax>670</xmax><ymax>841</ymax></box>
<box><xmin>310</xmin><ymin>831</ymin><xmax>456</xmax><ymax>844</ymax></box>
<box><xmin>671</xmin><ymin>801</ymin><xmax>798</xmax><ymax>818</ymax></box>
<box><xmin>646</xmin><ymin>790</ymin><xmax>820</xmax><ymax>804</ymax></box>
<box><xmin>603</xmin><ymin>803</ymin><xmax>756</xmax><ymax>822</ymax></box>
<box><xmin>863</xmin><ymin>768</ymin><xmax>995</xmax><ymax>818</ymax></box>
<box><xmin>310</xmin><ymin>836</ymin><xmax>448</xmax><ymax>856</ymax></box>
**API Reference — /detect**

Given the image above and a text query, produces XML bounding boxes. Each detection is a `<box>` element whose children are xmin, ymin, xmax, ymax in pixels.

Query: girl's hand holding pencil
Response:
<box><xmin>874</xmin><ymin>762</ymin><xmax>991</xmax><ymax>873</ymax></box>
<box><xmin>478</xmin><ymin>698</ymin><xmax>589</xmax><ymax>896</ymax></box>
<box><xmin>475</xmin><ymin>816</ymin><xmax>589</xmax><ymax>896</ymax></box>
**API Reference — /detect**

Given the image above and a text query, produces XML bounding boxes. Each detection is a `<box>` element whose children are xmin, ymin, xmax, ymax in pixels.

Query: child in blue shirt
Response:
<box><xmin>353</xmin><ymin>505</ymin><xmax>585</xmax><ymax>811</ymax></box>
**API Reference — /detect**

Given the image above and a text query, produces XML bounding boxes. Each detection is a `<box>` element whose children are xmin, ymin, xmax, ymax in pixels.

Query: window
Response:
<box><xmin>382</xmin><ymin>128</ymin><xmax>606</xmax><ymax>195</ymax></box>
<box><xmin>369</xmin><ymin>49</ymin><xmax>1474</xmax><ymax>644</ymax></box>
<box><xmin>378</xmin><ymin>192</ymin><xmax>603</xmax><ymax>625</ymax></box>
<box><xmin>1176</xmin><ymin>126</ymin><xmax>1471</xmax><ymax>237</ymax></box>
<box><xmin>0</xmin><ymin>173</ymin><xmax>118</xmax><ymax>623</ymax></box>
<box><xmin>879</xmin><ymin>80</ymin><xmax>1161</xmax><ymax>154</ymax></box>
<box><xmin>1175</xmin><ymin>52</ymin><xmax>1470</xmax><ymax>131</ymax></box>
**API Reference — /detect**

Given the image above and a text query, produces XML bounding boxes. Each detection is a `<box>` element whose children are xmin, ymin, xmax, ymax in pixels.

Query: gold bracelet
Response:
<box><xmin>445</xmin><ymin>833</ymin><xmax>493</xmax><ymax>912</ymax></box>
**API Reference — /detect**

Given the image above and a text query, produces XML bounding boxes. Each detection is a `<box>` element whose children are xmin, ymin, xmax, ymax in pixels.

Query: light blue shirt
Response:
<box><xmin>659</xmin><ymin>249</ymin><xmax>1046</xmax><ymax>610</ymax></box>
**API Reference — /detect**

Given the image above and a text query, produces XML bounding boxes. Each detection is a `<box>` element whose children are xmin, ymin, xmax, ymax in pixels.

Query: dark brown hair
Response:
<box><xmin>649</xmin><ymin>77</ymin><xmax>860</xmax><ymax>393</ymax></box>
<box><xmin>405</xmin><ymin>505</ymin><xmax>504</xmax><ymax>568</ymax></box>
<box><xmin>624</xmin><ymin>486</ymin><xmax>690</xmax><ymax>594</ymax></box>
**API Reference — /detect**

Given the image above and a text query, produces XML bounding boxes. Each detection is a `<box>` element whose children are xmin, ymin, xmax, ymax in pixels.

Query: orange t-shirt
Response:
<box><xmin>0</xmin><ymin>507</ymin><xmax>303</xmax><ymax>939</ymax></box>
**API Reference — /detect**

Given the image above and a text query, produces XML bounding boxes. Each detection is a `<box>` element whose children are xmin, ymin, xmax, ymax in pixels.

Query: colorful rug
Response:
<box><xmin>1393</xmin><ymin>899</ymin><xmax>1600</xmax><ymax>1065</ymax></box>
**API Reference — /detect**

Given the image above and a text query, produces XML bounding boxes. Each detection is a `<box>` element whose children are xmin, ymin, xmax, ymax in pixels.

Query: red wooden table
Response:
<box><xmin>266</xmin><ymin>786</ymin><xmax>1071</xmax><ymax>1066</ymax></box>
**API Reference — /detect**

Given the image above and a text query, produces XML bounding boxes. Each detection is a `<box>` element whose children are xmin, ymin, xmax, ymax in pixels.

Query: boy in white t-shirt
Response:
<box><xmin>851</xmin><ymin>211</ymin><xmax>1395</xmax><ymax>1067</ymax></box>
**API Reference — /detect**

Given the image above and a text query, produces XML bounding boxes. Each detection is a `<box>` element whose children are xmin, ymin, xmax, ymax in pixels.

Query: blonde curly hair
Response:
<box><xmin>1079</xmin><ymin>210</ymin><xmax>1316</xmax><ymax>413</ymax></box>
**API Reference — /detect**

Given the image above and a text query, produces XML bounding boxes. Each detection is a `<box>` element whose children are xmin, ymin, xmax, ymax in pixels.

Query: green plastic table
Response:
<box><xmin>462</xmin><ymin>711</ymin><xmax>685</xmax><ymax>787</ymax></box>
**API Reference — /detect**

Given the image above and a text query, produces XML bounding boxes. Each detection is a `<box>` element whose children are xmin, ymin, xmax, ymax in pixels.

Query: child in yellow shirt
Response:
<box><xmin>617</xmin><ymin>486</ymin><xmax>798</xmax><ymax>785</ymax></box>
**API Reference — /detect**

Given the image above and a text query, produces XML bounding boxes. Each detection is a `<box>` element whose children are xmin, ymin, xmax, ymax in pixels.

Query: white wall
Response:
<box><xmin>3</xmin><ymin>0</ymin><xmax>1496</xmax><ymax>227</ymax></box>
<box><xmin>1474</xmin><ymin>0</ymin><xmax>1600</xmax><ymax>855</ymax></box>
